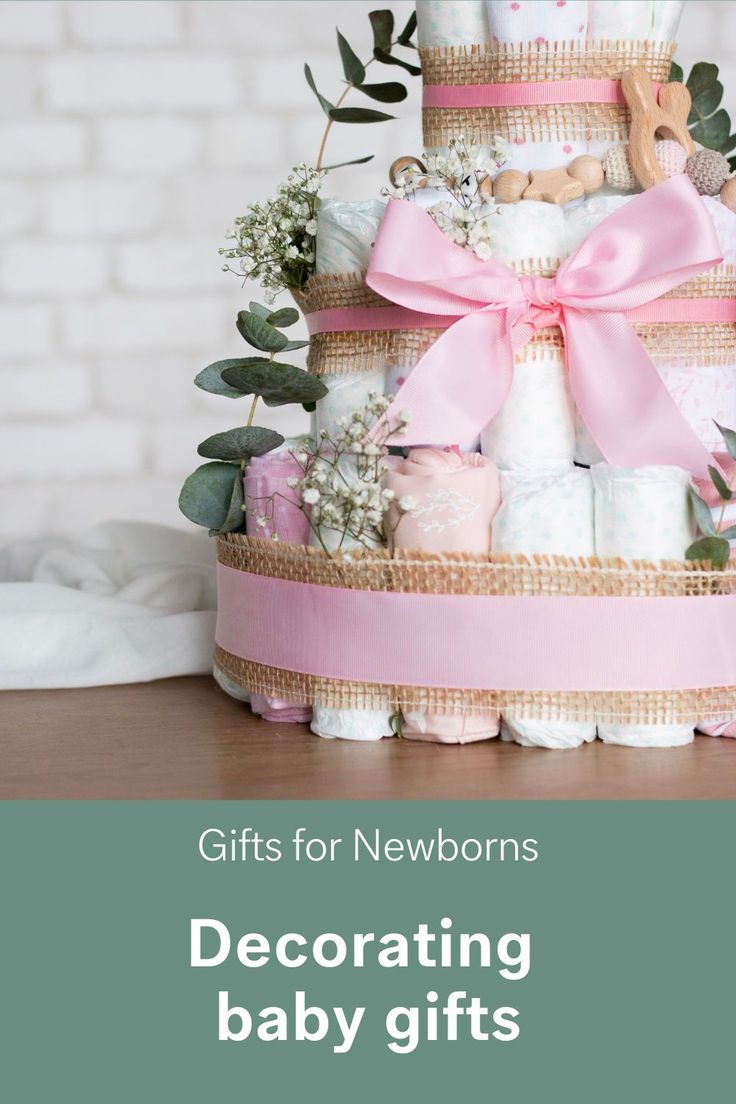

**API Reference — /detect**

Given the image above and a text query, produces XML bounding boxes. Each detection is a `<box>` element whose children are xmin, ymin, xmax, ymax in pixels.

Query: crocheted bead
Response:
<box><xmin>602</xmin><ymin>145</ymin><xmax>636</xmax><ymax>192</ymax></box>
<box><xmin>686</xmin><ymin>148</ymin><xmax>731</xmax><ymax>196</ymax></box>
<box><xmin>653</xmin><ymin>139</ymin><xmax>687</xmax><ymax>179</ymax></box>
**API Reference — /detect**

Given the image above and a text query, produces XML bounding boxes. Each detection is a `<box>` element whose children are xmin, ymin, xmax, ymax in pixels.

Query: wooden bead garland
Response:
<box><xmin>492</xmin><ymin>170</ymin><xmax>529</xmax><ymax>203</ymax></box>
<box><xmin>568</xmin><ymin>155</ymin><xmax>605</xmax><ymax>194</ymax></box>
<box><xmin>621</xmin><ymin>66</ymin><xmax>694</xmax><ymax>189</ymax></box>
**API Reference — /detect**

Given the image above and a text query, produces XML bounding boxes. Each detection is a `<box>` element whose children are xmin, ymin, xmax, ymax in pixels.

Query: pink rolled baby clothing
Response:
<box><xmin>384</xmin><ymin>447</ymin><xmax>501</xmax><ymax>743</ymax></box>
<box><xmin>244</xmin><ymin>451</ymin><xmax>312</xmax><ymax>724</ymax></box>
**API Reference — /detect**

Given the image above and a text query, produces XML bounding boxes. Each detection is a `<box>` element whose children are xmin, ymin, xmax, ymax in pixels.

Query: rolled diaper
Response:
<box><xmin>588</xmin><ymin>1</ymin><xmax>654</xmax><ymax>40</ymax></box>
<box><xmin>492</xmin><ymin>200</ymin><xmax>567</xmax><ymax>268</ymax></box>
<box><xmin>493</xmin><ymin>465</ymin><xmax>596</xmax><ymax>748</ymax></box>
<box><xmin>485</xmin><ymin>0</ymin><xmax>587</xmax><ymax>44</ymax></box>
<box><xmin>591</xmin><ymin>464</ymin><xmax>695</xmax><ymax>563</ymax></box>
<box><xmin>695</xmin><ymin>455</ymin><xmax>736</xmax><ymax>737</ymax></box>
<box><xmin>385</xmin><ymin>447</ymin><xmax>501</xmax><ymax>743</ymax></box>
<box><xmin>315</xmin><ymin>368</ymin><xmax>388</xmax><ymax>441</ymax></box>
<box><xmin>315</xmin><ymin>199</ymin><xmax>385</xmax><ymax>276</ymax></box>
<box><xmin>592</xmin><ymin>463</ymin><xmax>695</xmax><ymax>746</ymax></box>
<box><xmin>481</xmin><ymin>353</ymin><xmax>577</xmax><ymax>472</ymax></box>
<box><xmin>656</xmin><ymin>364</ymin><xmax>736</xmax><ymax>453</ymax></box>
<box><xmin>308</xmin><ymin>456</ymin><xmax>393</xmax><ymax>741</ymax></box>
<box><xmin>417</xmin><ymin>0</ymin><xmax>489</xmax><ymax>47</ymax></box>
<box><xmin>491</xmin><ymin>465</ymin><xmax>595</xmax><ymax>557</ymax></box>
<box><xmin>650</xmin><ymin>1</ymin><xmax>685</xmax><ymax>41</ymax></box>
<box><xmin>243</xmin><ymin>447</ymin><xmax>312</xmax><ymax>723</ymax></box>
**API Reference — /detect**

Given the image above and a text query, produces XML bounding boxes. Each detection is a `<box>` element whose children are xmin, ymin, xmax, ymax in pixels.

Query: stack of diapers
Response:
<box><xmin>384</xmin><ymin>447</ymin><xmax>501</xmax><ymax>743</ymax></box>
<box><xmin>492</xmin><ymin>465</ymin><xmax>597</xmax><ymax>749</ymax></box>
<box><xmin>592</xmin><ymin>464</ymin><xmax>695</xmax><ymax>747</ymax></box>
<box><xmin>242</xmin><ymin>446</ymin><xmax>312</xmax><ymax>724</ymax></box>
<box><xmin>315</xmin><ymin>199</ymin><xmax>385</xmax><ymax>277</ymax></box>
<box><xmin>308</xmin><ymin>455</ymin><xmax>394</xmax><ymax>742</ymax></box>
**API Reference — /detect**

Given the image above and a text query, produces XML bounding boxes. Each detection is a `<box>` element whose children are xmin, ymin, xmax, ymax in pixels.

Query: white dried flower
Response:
<box><xmin>398</xmin><ymin>495</ymin><xmax>419</xmax><ymax>514</ymax></box>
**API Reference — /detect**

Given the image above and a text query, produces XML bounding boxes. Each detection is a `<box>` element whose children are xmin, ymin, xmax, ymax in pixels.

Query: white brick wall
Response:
<box><xmin>0</xmin><ymin>0</ymin><xmax>730</xmax><ymax>541</ymax></box>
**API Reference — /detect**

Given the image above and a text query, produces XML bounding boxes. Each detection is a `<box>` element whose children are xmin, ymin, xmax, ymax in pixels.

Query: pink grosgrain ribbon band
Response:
<box><xmin>304</xmin><ymin>299</ymin><xmax>736</xmax><ymax>335</ymax></box>
<box><xmin>216</xmin><ymin>565</ymin><xmax>736</xmax><ymax>692</ymax></box>
<box><xmin>364</xmin><ymin>176</ymin><xmax>723</xmax><ymax>478</ymax></box>
<box><xmin>422</xmin><ymin>78</ymin><xmax>646</xmax><ymax>109</ymax></box>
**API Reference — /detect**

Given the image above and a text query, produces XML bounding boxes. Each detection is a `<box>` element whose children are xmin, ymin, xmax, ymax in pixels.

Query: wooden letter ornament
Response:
<box><xmin>622</xmin><ymin>67</ymin><xmax>695</xmax><ymax>189</ymax></box>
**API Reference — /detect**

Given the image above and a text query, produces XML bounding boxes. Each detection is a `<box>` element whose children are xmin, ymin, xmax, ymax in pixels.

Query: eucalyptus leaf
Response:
<box><xmin>322</xmin><ymin>154</ymin><xmax>376</xmax><ymax>170</ymax></box>
<box><xmin>212</xmin><ymin>468</ymin><xmax>246</xmax><ymax>536</ymax></box>
<box><xmin>686</xmin><ymin>61</ymin><xmax>720</xmax><ymax>100</ymax></box>
<box><xmin>691</xmin><ymin>108</ymin><xmax>731</xmax><ymax>149</ymax></box>
<box><xmin>373</xmin><ymin>47</ymin><xmax>421</xmax><ymax>75</ymax></box>
<box><xmin>685</xmin><ymin>535</ymin><xmax>731</xmax><ymax>566</ymax></box>
<box><xmin>397</xmin><ymin>10</ymin><xmax>417</xmax><ymax>46</ymax></box>
<box><xmin>668</xmin><ymin>61</ymin><xmax>684</xmax><ymax>83</ymax></box>
<box><xmin>369</xmin><ymin>9</ymin><xmax>394</xmax><ymax>53</ymax></box>
<box><xmin>236</xmin><ymin>311</ymin><xmax>289</xmax><ymax>353</ymax></box>
<box><xmin>328</xmin><ymin>106</ymin><xmax>395</xmax><ymax>123</ymax></box>
<box><xmin>266</xmin><ymin>307</ymin><xmax>299</xmax><ymax>328</ymax></box>
<box><xmin>720</xmin><ymin>525</ymin><xmax>736</xmax><ymax>541</ymax></box>
<box><xmin>337</xmin><ymin>30</ymin><xmax>366</xmax><ymax>85</ymax></box>
<box><xmin>688</xmin><ymin>79</ymin><xmax>723</xmax><ymax>124</ymax></box>
<box><xmin>282</xmin><ymin>338</ymin><xmax>310</xmax><ymax>351</ymax></box>
<box><xmin>195</xmin><ymin>359</ymin><xmax>254</xmax><ymax>398</ymax></box>
<box><xmin>358</xmin><ymin>80</ymin><xmax>407</xmax><ymax>103</ymax></box>
<box><xmin>179</xmin><ymin>461</ymin><xmax>241</xmax><ymax>532</ymax></box>
<box><xmin>719</xmin><ymin>133</ymin><xmax>736</xmax><ymax>155</ymax></box>
<box><xmin>197</xmin><ymin>426</ymin><xmax>284</xmax><ymax>461</ymax></box>
<box><xmin>249</xmin><ymin>301</ymin><xmax>271</xmax><ymax>319</ymax></box>
<box><xmin>716</xmin><ymin>421</ymin><xmax>736</xmax><ymax>461</ymax></box>
<box><xmin>689</xmin><ymin>486</ymin><xmax>717</xmax><ymax>536</ymax></box>
<box><xmin>304</xmin><ymin>63</ymin><xmax>334</xmax><ymax>115</ymax></box>
<box><xmin>221</xmin><ymin>361</ymin><xmax>328</xmax><ymax>406</ymax></box>
<box><xmin>708</xmin><ymin>464</ymin><xmax>733</xmax><ymax>501</ymax></box>
<box><xmin>302</xmin><ymin>400</ymin><xmax>317</xmax><ymax>413</ymax></box>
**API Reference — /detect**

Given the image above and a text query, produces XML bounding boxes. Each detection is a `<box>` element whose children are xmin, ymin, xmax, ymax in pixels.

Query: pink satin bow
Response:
<box><xmin>366</xmin><ymin>175</ymin><xmax>722</xmax><ymax>478</ymax></box>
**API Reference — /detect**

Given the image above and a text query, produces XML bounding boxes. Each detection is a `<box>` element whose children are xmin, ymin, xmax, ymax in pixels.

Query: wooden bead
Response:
<box><xmin>621</xmin><ymin>66</ymin><xmax>694</xmax><ymax>190</ymax></box>
<box><xmin>523</xmin><ymin>167</ymin><xmax>584</xmax><ymax>205</ymax></box>
<box><xmin>720</xmin><ymin>176</ymin><xmax>736</xmax><ymax>213</ymax></box>
<box><xmin>388</xmin><ymin>156</ymin><xmax>427</xmax><ymax>187</ymax></box>
<box><xmin>478</xmin><ymin>174</ymin><xmax>494</xmax><ymax>199</ymax></box>
<box><xmin>492</xmin><ymin>169</ymin><xmax>529</xmax><ymax>203</ymax></box>
<box><xmin>567</xmin><ymin>155</ymin><xmax>604</xmax><ymax>194</ymax></box>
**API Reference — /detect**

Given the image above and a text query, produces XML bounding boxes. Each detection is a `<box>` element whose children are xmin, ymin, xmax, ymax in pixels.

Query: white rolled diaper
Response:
<box><xmin>315</xmin><ymin>199</ymin><xmax>385</xmax><ymax>275</ymax></box>
<box><xmin>314</xmin><ymin>369</ymin><xmax>388</xmax><ymax>441</ymax></box>
<box><xmin>592</xmin><ymin>463</ymin><xmax>695</xmax><ymax>746</ymax></box>
<box><xmin>481</xmin><ymin>352</ymin><xmax>577</xmax><ymax>472</ymax></box>
<box><xmin>650</xmin><ymin>1</ymin><xmax>685</xmax><ymax>41</ymax></box>
<box><xmin>492</xmin><ymin>465</ymin><xmax>595</xmax><ymax>556</ymax></box>
<box><xmin>494</xmin><ymin>465</ymin><xmax>596</xmax><ymax>748</ymax></box>
<box><xmin>588</xmin><ymin>1</ymin><xmax>654</xmax><ymax>40</ymax></box>
<box><xmin>485</xmin><ymin>0</ymin><xmax>587</xmax><ymax>43</ymax></box>
<box><xmin>657</xmin><ymin>364</ymin><xmax>736</xmax><ymax>453</ymax></box>
<box><xmin>700</xmin><ymin>197</ymin><xmax>736</xmax><ymax>267</ymax></box>
<box><xmin>492</xmin><ymin>200</ymin><xmax>568</xmax><ymax>267</ymax></box>
<box><xmin>310</xmin><ymin>706</ymin><xmax>394</xmax><ymax>741</ymax></box>
<box><xmin>565</xmin><ymin>194</ymin><xmax>635</xmax><ymax>254</ymax></box>
<box><xmin>417</xmin><ymin>0</ymin><xmax>489</xmax><ymax>47</ymax></box>
<box><xmin>591</xmin><ymin>464</ymin><xmax>695</xmax><ymax>563</ymax></box>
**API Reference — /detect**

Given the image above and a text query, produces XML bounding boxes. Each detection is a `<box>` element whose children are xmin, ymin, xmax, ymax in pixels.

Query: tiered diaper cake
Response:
<box><xmin>214</xmin><ymin>0</ymin><xmax>736</xmax><ymax>748</ymax></box>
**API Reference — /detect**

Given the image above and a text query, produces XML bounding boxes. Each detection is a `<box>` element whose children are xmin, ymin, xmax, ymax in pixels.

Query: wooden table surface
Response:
<box><xmin>2</xmin><ymin>676</ymin><xmax>735</xmax><ymax>799</ymax></box>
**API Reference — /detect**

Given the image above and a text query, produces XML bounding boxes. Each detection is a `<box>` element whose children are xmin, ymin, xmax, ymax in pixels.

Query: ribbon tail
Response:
<box><xmin>564</xmin><ymin>309</ymin><xmax>714</xmax><ymax>478</ymax></box>
<box><xmin>378</xmin><ymin>311</ymin><xmax>513</xmax><ymax>447</ymax></box>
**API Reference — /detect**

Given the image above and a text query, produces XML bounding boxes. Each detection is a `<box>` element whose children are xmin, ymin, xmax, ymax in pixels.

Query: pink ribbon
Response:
<box><xmin>422</xmin><ymin>78</ymin><xmax>646</xmax><ymax>109</ymax></box>
<box><xmin>365</xmin><ymin>176</ymin><xmax>723</xmax><ymax>478</ymax></box>
<box><xmin>216</xmin><ymin>565</ymin><xmax>736</xmax><ymax>693</ymax></box>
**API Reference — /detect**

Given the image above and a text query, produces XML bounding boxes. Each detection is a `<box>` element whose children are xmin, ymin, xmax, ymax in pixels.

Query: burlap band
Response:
<box><xmin>213</xmin><ymin>646</ymin><xmax>736</xmax><ymax>723</ymax></box>
<box><xmin>420</xmin><ymin>39</ymin><xmax>676</xmax><ymax>147</ymax></box>
<box><xmin>217</xmin><ymin>537</ymin><xmax>736</xmax><ymax>599</ymax></box>
<box><xmin>296</xmin><ymin>267</ymin><xmax>736</xmax><ymax>376</ymax></box>
<box><xmin>215</xmin><ymin>539</ymin><xmax>736</xmax><ymax>721</ymax></box>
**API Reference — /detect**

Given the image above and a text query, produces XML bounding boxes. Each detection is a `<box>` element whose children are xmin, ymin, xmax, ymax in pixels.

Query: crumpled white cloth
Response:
<box><xmin>0</xmin><ymin>521</ymin><xmax>217</xmax><ymax>689</ymax></box>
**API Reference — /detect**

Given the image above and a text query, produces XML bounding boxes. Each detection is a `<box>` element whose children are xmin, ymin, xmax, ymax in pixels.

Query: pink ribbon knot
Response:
<box><xmin>366</xmin><ymin>176</ymin><xmax>723</xmax><ymax>478</ymax></box>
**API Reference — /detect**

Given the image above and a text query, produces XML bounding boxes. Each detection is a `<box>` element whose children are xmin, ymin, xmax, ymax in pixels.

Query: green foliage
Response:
<box><xmin>197</xmin><ymin>426</ymin><xmax>284</xmax><ymax>461</ymax></box>
<box><xmin>178</xmin><ymin>462</ymin><xmax>243</xmax><ymax>535</ymax></box>
<box><xmin>304</xmin><ymin>7</ymin><xmax>420</xmax><ymax>170</ymax></box>
<box><xmin>669</xmin><ymin>60</ymin><xmax>736</xmax><ymax>162</ymax></box>
<box><xmin>715</xmin><ymin>421</ymin><xmax>736</xmax><ymax>460</ymax></box>
<box><xmin>689</xmin><ymin>486</ymin><xmax>716</xmax><ymax>537</ymax></box>
<box><xmin>221</xmin><ymin>361</ymin><xmax>327</xmax><ymax>407</ymax></box>
<box><xmin>181</xmin><ymin>305</ymin><xmax>319</xmax><ymax>534</ymax></box>
<box><xmin>685</xmin><ymin>535</ymin><xmax>732</xmax><ymax>567</ymax></box>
